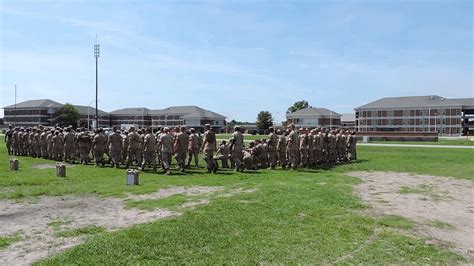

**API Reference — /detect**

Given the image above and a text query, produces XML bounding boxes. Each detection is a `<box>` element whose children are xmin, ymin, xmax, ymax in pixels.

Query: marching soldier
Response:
<box><xmin>108</xmin><ymin>127</ymin><xmax>123</xmax><ymax>168</ymax></box>
<box><xmin>5</xmin><ymin>125</ymin><xmax>13</xmax><ymax>155</ymax></box>
<box><xmin>229</xmin><ymin>126</ymin><xmax>244</xmax><ymax>172</ymax></box>
<box><xmin>63</xmin><ymin>127</ymin><xmax>77</xmax><ymax>163</ymax></box>
<box><xmin>159</xmin><ymin>127</ymin><xmax>174</xmax><ymax>175</ymax></box>
<box><xmin>286</xmin><ymin>124</ymin><xmax>299</xmax><ymax>170</ymax></box>
<box><xmin>174</xmin><ymin>126</ymin><xmax>189</xmax><ymax>172</ymax></box>
<box><xmin>141</xmin><ymin>128</ymin><xmax>157</xmax><ymax>171</ymax></box>
<box><xmin>92</xmin><ymin>128</ymin><xmax>107</xmax><ymax>166</ymax></box>
<box><xmin>125</xmin><ymin>126</ymin><xmax>142</xmax><ymax>168</ymax></box>
<box><xmin>201</xmin><ymin>124</ymin><xmax>217</xmax><ymax>173</ymax></box>
<box><xmin>267</xmin><ymin>127</ymin><xmax>278</xmax><ymax>169</ymax></box>
<box><xmin>76</xmin><ymin>128</ymin><xmax>92</xmax><ymax>165</ymax></box>
<box><xmin>187</xmin><ymin>128</ymin><xmax>200</xmax><ymax>168</ymax></box>
<box><xmin>276</xmin><ymin>129</ymin><xmax>287</xmax><ymax>168</ymax></box>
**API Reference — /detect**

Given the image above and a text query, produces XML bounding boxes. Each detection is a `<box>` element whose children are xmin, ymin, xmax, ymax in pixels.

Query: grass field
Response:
<box><xmin>0</xmin><ymin>138</ymin><xmax>473</xmax><ymax>264</ymax></box>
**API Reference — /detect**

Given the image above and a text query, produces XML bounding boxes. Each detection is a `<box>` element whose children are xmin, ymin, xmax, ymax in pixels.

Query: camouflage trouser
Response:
<box><xmin>203</xmin><ymin>149</ymin><xmax>216</xmax><ymax>171</ymax></box>
<box><xmin>268</xmin><ymin>149</ymin><xmax>277</xmax><ymax>168</ymax></box>
<box><xmin>161</xmin><ymin>151</ymin><xmax>172</xmax><ymax>171</ymax></box>
<box><xmin>142</xmin><ymin>151</ymin><xmax>156</xmax><ymax>169</ymax></box>
<box><xmin>299</xmin><ymin>148</ymin><xmax>308</xmax><ymax>167</ymax></box>
<box><xmin>6</xmin><ymin>141</ymin><xmax>12</xmax><ymax>155</ymax></box>
<box><xmin>34</xmin><ymin>145</ymin><xmax>41</xmax><ymax>157</ymax></box>
<box><xmin>187</xmin><ymin>149</ymin><xmax>199</xmax><ymax>167</ymax></box>
<box><xmin>78</xmin><ymin>147</ymin><xmax>89</xmax><ymax>164</ymax></box>
<box><xmin>94</xmin><ymin>148</ymin><xmax>105</xmax><ymax>165</ymax></box>
<box><xmin>231</xmin><ymin>151</ymin><xmax>243</xmax><ymax>170</ymax></box>
<box><xmin>175</xmin><ymin>150</ymin><xmax>187</xmax><ymax>168</ymax></box>
<box><xmin>121</xmin><ymin>148</ymin><xmax>128</xmax><ymax>164</ymax></box>
<box><xmin>53</xmin><ymin>147</ymin><xmax>63</xmax><ymax>161</ymax></box>
<box><xmin>214</xmin><ymin>154</ymin><xmax>229</xmax><ymax>168</ymax></box>
<box><xmin>109</xmin><ymin>148</ymin><xmax>121</xmax><ymax>167</ymax></box>
<box><xmin>64</xmin><ymin>146</ymin><xmax>76</xmax><ymax>162</ymax></box>
<box><xmin>41</xmin><ymin>144</ymin><xmax>48</xmax><ymax>158</ymax></box>
<box><xmin>243</xmin><ymin>155</ymin><xmax>254</xmax><ymax>170</ymax></box>
<box><xmin>126</xmin><ymin>148</ymin><xmax>142</xmax><ymax>167</ymax></box>
<box><xmin>288</xmin><ymin>149</ymin><xmax>298</xmax><ymax>170</ymax></box>
<box><xmin>278</xmin><ymin>150</ymin><xmax>287</xmax><ymax>167</ymax></box>
<box><xmin>12</xmin><ymin>143</ymin><xmax>19</xmax><ymax>155</ymax></box>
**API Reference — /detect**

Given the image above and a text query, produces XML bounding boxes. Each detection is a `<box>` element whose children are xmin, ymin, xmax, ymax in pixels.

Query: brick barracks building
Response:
<box><xmin>355</xmin><ymin>95</ymin><xmax>474</xmax><ymax>136</ymax></box>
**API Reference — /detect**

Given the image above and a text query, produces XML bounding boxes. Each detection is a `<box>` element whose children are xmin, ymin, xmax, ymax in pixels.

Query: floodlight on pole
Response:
<box><xmin>94</xmin><ymin>34</ymin><xmax>100</xmax><ymax>129</ymax></box>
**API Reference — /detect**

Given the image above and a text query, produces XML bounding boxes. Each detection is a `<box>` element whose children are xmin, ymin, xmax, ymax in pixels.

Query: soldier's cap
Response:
<box><xmin>20</xmin><ymin>127</ymin><xmax>25</xmax><ymax>130</ymax></box>
<box><xmin>190</xmin><ymin>128</ymin><xmax>196</xmax><ymax>132</ymax></box>
<box><xmin>205</xmin><ymin>123</ymin><xmax>211</xmax><ymax>127</ymax></box>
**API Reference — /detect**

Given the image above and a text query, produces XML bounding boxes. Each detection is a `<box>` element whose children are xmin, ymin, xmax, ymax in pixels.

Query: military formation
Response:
<box><xmin>3</xmin><ymin>123</ymin><xmax>356</xmax><ymax>174</ymax></box>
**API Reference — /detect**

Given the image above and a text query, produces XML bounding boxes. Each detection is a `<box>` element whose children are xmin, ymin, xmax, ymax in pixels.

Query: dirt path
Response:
<box><xmin>0</xmin><ymin>186</ymin><xmax>227</xmax><ymax>265</ymax></box>
<box><xmin>349</xmin><ymin>171</ymin><xmax>474</xmax><ymax>260</ymax></box>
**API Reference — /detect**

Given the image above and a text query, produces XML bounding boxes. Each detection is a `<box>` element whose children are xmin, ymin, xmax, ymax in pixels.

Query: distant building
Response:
<box><xmin>3</xmin><ymin>99</ymin><xmax>110</xmax><ymax>128</ymax></box>
<box><xmin>3</xmin><ymin>99</ymin><xmax>227</xmax><ymax>132</ymax></box>
<box><xmin>354</xmin><ymin>95</ymin><xmax>474</xmax><ymax>136</ymax></box>
<box><xmin>340</xmin><ymin>113</ymin><xmax>356</xmax><ymax>131</ymax></box>
<box><xmin>151</xmin><ymin>106</ymin><xmax>226</xmax><ymax>132</ymax></box>
<box><xmin>286</xmin><ymin>107</ymin><xmax>341</xmax><ymax>129</ymax></box>
<box><xmin>109</xmin><ymin>108</ymin><xmax>152</xmax><ymax>129</ymax></box>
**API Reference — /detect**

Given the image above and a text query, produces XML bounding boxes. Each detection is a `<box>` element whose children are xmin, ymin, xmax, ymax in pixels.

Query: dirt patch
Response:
<box><xmin>0</xmin><ymin>185</ymin><xmax>251</xmax><ymax>265</ymax></box>
<box><xmin>30</xmin><ymin>163</ymin><xmax>75</xmax><ymax>169</ymax></box>
<box><xmin>349</xmin><ymin>171</ymin><xmax>474</xmax><ymax>259</ymax></box>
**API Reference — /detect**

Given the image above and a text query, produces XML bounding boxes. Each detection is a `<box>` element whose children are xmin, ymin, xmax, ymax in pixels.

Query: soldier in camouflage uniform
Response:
<box><xmin>174</xmin><ymin>126</ymin><xmax>189</xmax><ymax>172</ymax></box>
<box><xmin>125</xmin><ymin>126</ymin><xmax>142</xmax><ymax>168</ymax></box>
<box><xmin>108</xmin><ymin>127</ymin><xmax>123</xmax><ymax>168</ymax></box>
<box><xmin>187</xmin><ymin>128</ymin><xmax>200</xmax><ymax>168</ymax></box>
<box><xmin>159</xmin><ymin>127</ymin><xmax>174</xmax><ymax>175</ymax></box>
<box><xmin>92</xmin><ymin>128</ymin><xmax>107</xmax><ymax>166</ymax></box>
<box><xmin>141</xmin><ymin>127</ymin><xmax>157</xmax><ymax>171</ymax></box>
<box><xmin>76</xmin><ymin>128</ymin><xmax>92</xmax><ymax>165</ymax></box>
<box><xmin>214</xmin><ymin>140</ymin><xmax>229</xmax><ymax>168</ymax></box>
<box><xmin>276</xmin><ymin>129</ymin><xmax>287</xmax><ymax>168</ymax></box>
<box><xmin>286</xmin><ymin>124</ymin><xmax>299</xmax><ymax>170</ymax></box>
<box><xmin>63</xmin><ymin>127</ymin><xmax>77</xmax><ymax>163</ymax></box>
<box><xmin>5</xmin><ymin>125</ymin><xmax>13</xmax><ymax>155</ymax></box>
<box><xmin>229</xmin><ymin>126</ymin><xmax>244</xmax><ymax>172</ymax></box>
<box><xmin>121</xmin><ymin>130</ymin><xmax>129</xmax><ymax>165</ymax></box>
<box><xmin>52</xmin><ymin>130</ymin><xmax>64</xmax><ymax>161</ymax></box>
<box><xmin>201</xmin><ymin>124</ymin><xmax>217</xmax><ymax>173</ymax></box>
<box><xmin>267</xmin><ymin>127</ymin><xmax>278</xmax><ymax>169</ymax></box>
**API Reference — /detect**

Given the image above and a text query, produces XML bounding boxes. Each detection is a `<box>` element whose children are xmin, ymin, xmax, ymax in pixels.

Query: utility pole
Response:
<box><xmin>94</xmin><ymin>35</ymin><xmax>100</xmax><ymax>129</ymax></box>
<box><xmin>14</xmin><ymin>84</ymin><xmax>17</xmax><ymax>127</ymax></box>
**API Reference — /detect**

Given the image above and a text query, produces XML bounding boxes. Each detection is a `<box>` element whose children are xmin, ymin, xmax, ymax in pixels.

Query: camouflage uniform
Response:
<box><xmin>267</xmin><ymin>128</ymin><xmax>278</xmax><ymax>169</ymax></box>
<box><xmin>63</xmin><ymin>128</ymin><xmax>77</xmax><ymax>163</ymax></box>
<box><xmin>5</xmin><ymin>127</ymin><xmax>13</xmax><ymax>155</ymax></box>
<box><xmin>187</xmin><ymin>130</ymin><xmax>200</xmax><ymax>167</ymax></box>
<box><xmin>287</xmin><ymin>126</ymin><xmax>299</xmax><ymax>170</ymax></box>
<box><xmin>126</xmin><ymin>128</ymin><xmax>142</xmax><ymax>168</ymax></box>
<box><xmin>277</xmin><ymin>132</ymin><xmax>287</xmax><ymax>168</ymax></box>
<box><xmin>174</xmin><ymin>128</ymin><xmax>189</xmax><ymax>171</ymax></box>
<box><xmin>108</xmin><ymin>128</ymin><xmax>123</xmax><ymax>168</ymax></box>
<box><xmin>52</xmin><ymin>131</ymin><xmax>64</xmax><ymax>161</ymax></box>
<box><xmin>229</xmin><ymin>127</ymin><xmax>244</xmax><ymax>171</ymax></box>
<box><xmin>201</xmin><ymin>125</ymin><xmax>217</xmax><ymax>173</ymax></box>
<box><xmin>160</xmin><ymin>129</ymin><xmax>174</xmax><ymax>174</ymax></box>
<box><xmin>141</xmin><ymin>129</ymin><xmax>157</xmax><ymax>171</ymax></box>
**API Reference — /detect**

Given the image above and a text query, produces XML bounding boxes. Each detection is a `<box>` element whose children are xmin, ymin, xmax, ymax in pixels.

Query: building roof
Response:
<box><xmin>286</xmin><ymin>107</ymin><xmax>342</xmax><ymax>118</ymax></box>
<box><xmin>341</xmin><ymin>113</ymin><xmax>355</xmax><ymax>122</ymax></box>
<box><xmin>355</xmin><ymin>95</ymin><xmax>474</xmax><ymax>110</ymax></box>
<box><xmin>73</xmin><ymin>105</ymin><xmax>109</xmax><ymax>116</ymax></box>
<box><xmin>151</xmin><ymin>106</ymin><xmax>226</xmax><ymax>119</ymax></box>
<box><xmin>4</xmin><ymin>99</ymin><xmax>63</xmax><ymax>109</ymax></box>
<box><xmin>109</xmin><ymin>108</ymin><xmax>150</xmax><ymax>115</ymax></box>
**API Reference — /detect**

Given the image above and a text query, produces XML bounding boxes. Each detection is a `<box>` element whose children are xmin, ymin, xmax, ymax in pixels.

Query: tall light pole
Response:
<box><xmin>94</xmin><ymin>36</ymin><xmax>100</xmax><ymax>129</ymax></box>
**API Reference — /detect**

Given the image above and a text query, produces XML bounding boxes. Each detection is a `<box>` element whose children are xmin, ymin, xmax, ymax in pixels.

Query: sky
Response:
<box><xmin>0</xmin><ymin>0</ymin><xmax>472</xmax><ymax>122</ymax></box>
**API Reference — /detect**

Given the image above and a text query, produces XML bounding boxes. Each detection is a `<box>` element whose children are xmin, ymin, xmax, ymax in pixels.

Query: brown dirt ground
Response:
<box><xmin>0</xmin><ymin>185</ymin><xmax>251</xmax><ymax>265</ymax></box>
<box><xmin>349</xmin><ymin>171</ymin><xmax>474</xmax><ymax>260</ymax></box>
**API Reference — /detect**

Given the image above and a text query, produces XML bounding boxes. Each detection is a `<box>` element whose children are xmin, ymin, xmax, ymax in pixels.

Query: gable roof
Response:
<box><xmin>286</xmin><ymin>107</ymin><xmax>342</xmax><ymax>118</ymax></box>
<box><xmin>4</xmin><ymin>99</ymin><xmax>63</xmax><ymax>109</ymax></box>
<box><xmin>150</xmin><ymin>106</ymin><xmax>226</xmax><ymax>119</ymax></box>
<box><xmin>355</xmin><ymin>95</ymin><xmax>474</xmax><ymax>110</ymax></box>
<box><xmin>73</xmin><ymin>105</ymin><xmax>109</xmax><ymax>116</ymax></box>
<box><xmin>109</xmin><ymin>108</ymin><xmax>150</xmax><ymax>115</ymax></box>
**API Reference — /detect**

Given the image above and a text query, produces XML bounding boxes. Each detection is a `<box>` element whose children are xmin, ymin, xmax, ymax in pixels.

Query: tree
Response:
<box><xmin>57</xmin><ymin>103</ymin><xmax>81</xmax><ymax>128</ymax></box>
<box><xmin>287</xmin><ymin>100</ymin><xmax>311</xmax><ymax>114</ymax></box>
<box><xmin>256</xmin><ymin>111</ymin><xmax>273</xmax><ymax>131</ymax></box>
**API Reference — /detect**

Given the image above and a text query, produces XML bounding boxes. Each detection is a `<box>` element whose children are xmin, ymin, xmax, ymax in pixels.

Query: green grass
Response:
<box><xmin>0</xmin><ymin>139</ymin><xmax>471</xmax><ymax>263</ymax></box>
<box><xmin>427</xmin><ymin>220</ymin><xmax>456</xmax><ymax>230</ymax></box>
<box><xmin>399</xmin><ymin>184</ymin><xmax>447</xmax><ymax>201</ymax></box>
<box><xmin>125</xmin><ymin>194</ymin><xmax>189</xmax><ymax>210</ymax></box>
<box><xmin>47</xmin><ymin>219</ymin><xmax>73</xmax><ymax>230</ymax></box>
<box><xmin>371</xmin><ymin>139</ymin><xmax>474</xmax><ymax>146</ymax></box>
<box><xmin>0</xmin><ymin>234</ymin><xmax>21</xmax><ymax>250</ymax></box>
<box><xmin>376</xmin><ymin>215</ymin><xmax>414</xmax><ymax>229</ymax></box>
<box><xmin>53</xmin><ymin>225</ymin><xmax>106</xmax><ymax>238</ymax></box>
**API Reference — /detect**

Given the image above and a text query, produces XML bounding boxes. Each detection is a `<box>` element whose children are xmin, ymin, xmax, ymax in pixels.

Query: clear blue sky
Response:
<box><xmin>1</xmin><ymin>0</ymin><xmax>472</xmax><ymax>122</ymax></box>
